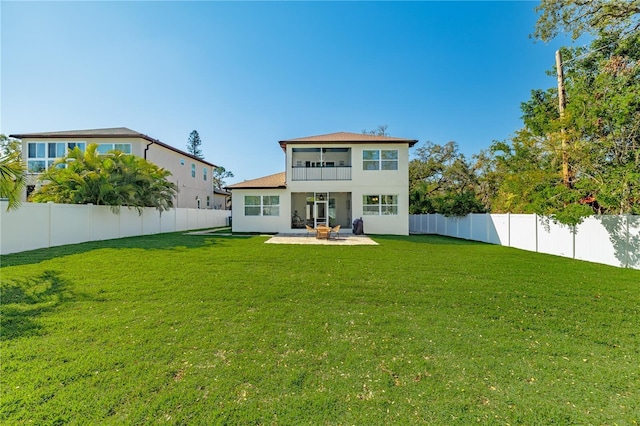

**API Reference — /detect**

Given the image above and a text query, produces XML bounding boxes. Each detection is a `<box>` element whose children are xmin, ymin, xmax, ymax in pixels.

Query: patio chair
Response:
<box><xmin>330</xmin><ymin>225</ymin><xmax>341</xmax><ymax>240</ymax></box>
<box><xmin>305</xmin><ymin>225</ymin><xmax>317</xmax><ymax>237</ymax></box>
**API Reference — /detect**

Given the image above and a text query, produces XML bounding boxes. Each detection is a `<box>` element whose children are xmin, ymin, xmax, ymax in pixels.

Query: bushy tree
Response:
<box><xmin>534</xmin><ymin>0</ymin><xmax>640</xmax><ymax>41</ymax></box>
<box><xmin>187</xmin><ymin>130</ymin><xmax>204</xmax><ymax>159</ymax></box>
<box><xmin>31</xmin><ymin>144</ymin><xmax>177</xmax><ymax>213</ymax></box>
<box><xmin>491</xmin><ymin>30</ymin><xmax>640</xmax><ymax>224</ymax></box>
<box><xmin>409</xmin><ymin>141</ymin><xmax>487</xmax><ymax>216</ymax></box>
<box><xmin>212</xmin><ymin>166</ymin><xmax>234</xmax><ymax>190</ymax></box>
<box><xmin>0</xmin><ymin>134</ymin><xmax>26</xmax><ymax>211</ymax></box>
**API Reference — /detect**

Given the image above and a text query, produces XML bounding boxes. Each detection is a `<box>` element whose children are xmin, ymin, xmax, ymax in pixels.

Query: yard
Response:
<box><xmin>1</xmin><ymin>232</ymin><xmax>639</xmax><ymax>424</ymax></box>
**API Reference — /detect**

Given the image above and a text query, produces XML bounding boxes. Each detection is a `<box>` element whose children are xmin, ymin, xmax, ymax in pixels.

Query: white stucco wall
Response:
<box><xmin>284</xmin><ymin>143</ymin><xmax>410</xmax><ymax>235</ymax></box>
<box><xmin>231</xmin><ymin>188</ymin><xmax>290</xmax><ymax>233</ymax></box>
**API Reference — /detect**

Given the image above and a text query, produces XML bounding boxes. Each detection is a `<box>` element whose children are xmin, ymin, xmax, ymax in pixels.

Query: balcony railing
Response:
<box><xmin>291</xmin><ymin>166</ymin><xmax>352</xmax><ymax>181</ymax></box>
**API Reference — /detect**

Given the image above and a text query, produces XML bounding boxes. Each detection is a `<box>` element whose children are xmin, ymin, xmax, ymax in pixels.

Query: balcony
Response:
<box><xmin>290</xmin><ymin>166</ymin><xmax>352</xmax><ymax>181</ymax></box>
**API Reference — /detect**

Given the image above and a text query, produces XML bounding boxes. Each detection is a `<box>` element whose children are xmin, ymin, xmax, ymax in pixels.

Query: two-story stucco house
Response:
<box><xmin>10</xmin><ymin>127</ymin><xmax>218</xmax><ymax>209</ymax></box>
<box><xmin>227</xmin><ymin>132</ymin><xmax>418</xmax><ymax>235</ymax></box>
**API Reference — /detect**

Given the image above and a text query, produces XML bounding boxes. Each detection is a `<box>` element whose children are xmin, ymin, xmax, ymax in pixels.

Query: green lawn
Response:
<box><xmin>1</xmin><ymin>232</ymin><xmax>639</xmax><ymax>424</ymax></box>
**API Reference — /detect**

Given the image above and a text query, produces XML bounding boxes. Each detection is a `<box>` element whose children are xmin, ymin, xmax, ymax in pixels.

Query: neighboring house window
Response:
<box><xmin>244</xmin><ymin>195</ymin><xmax>280</xmax><ymax>216</ymax></box>
<box><xmin>206</xmin><ymin>196</ymin><xmax>210</xmax><ymax>207</ymax></box>
<box><xmin>203</xmin><ymin>167</ymin><xmax>207</xmax><ymax>181</ymax></box>
<box><xmin>27</xmin><ymin>141</ymin><xmax>86</xmax><ymax>173</ymax></box>
<box><xmin>363</xmin><ymin>195</ymin><xmax>398</xmax><ymax>215</ymax></box>
<box><xmin>96</xmin><ymin>143</ymin><xmax>131</xmax><ymax>154</ymax></box>
<box><xmin>180</xmin><ymin>159</ymin><xmax>185</xmax><ymax>165</ymax></box>
<box><xmin>362</xmin><ymin>149</ymin><xmax>398</xmax><ymax>170</ymax></box>
<box><xmin>191</xmin><ymin>164</ymin><xmax>196</xmax><ymax>178</ymax></box>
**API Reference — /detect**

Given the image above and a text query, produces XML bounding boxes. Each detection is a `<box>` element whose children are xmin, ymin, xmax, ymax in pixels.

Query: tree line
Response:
<box><xmin>409</xmin><ymin>0</ymin><xmax>639</xmax><ymax>225</ymax></box>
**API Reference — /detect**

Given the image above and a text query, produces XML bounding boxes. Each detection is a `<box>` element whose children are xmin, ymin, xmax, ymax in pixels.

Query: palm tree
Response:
<box><xmin>31</xmin><ymin>144</ymin><xmax>177</xmax><ymax>213</ymax></box>
<box><xmin>0</xmin><ymin>135</ymin><xmax>27</xmax><ymax>211</ymax></box>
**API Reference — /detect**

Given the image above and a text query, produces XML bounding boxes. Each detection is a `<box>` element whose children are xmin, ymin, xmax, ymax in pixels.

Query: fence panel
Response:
<box><xmin>470</xmin><ymin>214</ymin><xmax>488</xmax><ymax>243</ymax></box>
<box><xmin>90</xmin><ymin>205</ymin><xmax>120</xmax><ymax>241</ymax></box>
<box><xmin>1</xmin><ymin>202</ymin><xmax>49</xmax><ymax>253</ymax></box>
<box><xmin>50</xmin><ymin>203</ymin><xmax>90</xmax><ymax>248</ymax></box>
<box><xmin>574</xmin><ymin>216</ymin><xmax>621</xmax><ymax>267</ymax></box>
<box><xmin>142</xmin><ymin>208</ymin><xmax>162</xmax><ymax>235</ymax></box>
<box><xmin>537</xmin><ymin>218</ymin><xmax>574</xmax><ymax>259</ymax></box>
<box><xmin>509</xmin><ymin>214</ymin><xmax>537</xmax><ymax>251</ymax></box>
<box><xmin>0</xmin><ymin>201</ymin><xmax>230</xmax><ymax>255</ymax></box>
<box><xmin>458</xmin><ymin>215</ymin><xmax>471</xmax><ymax>240</ymax></box>
<box><xmin>409</xmin><ymin>213</ymin><xmax>639</xmax><ymax>270</ymax></box>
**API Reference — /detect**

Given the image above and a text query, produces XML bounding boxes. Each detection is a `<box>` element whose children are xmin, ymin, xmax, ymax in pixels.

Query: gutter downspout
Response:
<box><xmin>143</xmin><ymin>140</ymin><xmax>154</xmax><ymax>160</ymax></box>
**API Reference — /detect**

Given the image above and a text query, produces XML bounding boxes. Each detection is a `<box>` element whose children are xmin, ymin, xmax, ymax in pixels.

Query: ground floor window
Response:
<box><xmin>244</xmin><ymin>195</ymin><xmax>279</xmax><ymax>216</ymax></box>
<box><xmin>363</xmin><ymin>194</ymin><xmax>398</xmax><ymax>215</ymax></box>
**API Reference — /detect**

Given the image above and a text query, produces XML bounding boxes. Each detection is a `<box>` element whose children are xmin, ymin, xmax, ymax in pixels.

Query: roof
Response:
<box><xmin>213</xmin><ymin>188</ymin><xmax>231</xmax><ymax>196</ymax></box>
<box><xmin>226</xmin><ymin>172</ymin><xmax>286</xmax><ymax>189</ymax></box>
<box><xmin>9</xmin><ymin>127</ymin><xmax>217</xmax><ymax>168</ymax></box>
<box><xmin>279</xmin><ymin>131</ymin><xmax>418</xmax><ymax>150</ymax></box>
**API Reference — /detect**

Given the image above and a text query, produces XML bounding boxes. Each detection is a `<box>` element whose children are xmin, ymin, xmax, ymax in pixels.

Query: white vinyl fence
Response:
<box><xmin>0</xmin><ymin>201</ymin><xmax>231</xmax><ymax>255</ymax></box>
<box><xmin>410</xmin><ymin>213</ymin><xmax>640</xmax><ymax>270</ymax></box>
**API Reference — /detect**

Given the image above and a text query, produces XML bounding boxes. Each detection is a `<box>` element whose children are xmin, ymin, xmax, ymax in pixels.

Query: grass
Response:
<box><xmin>1</xmin><ymin>232</ymin><xmax>639</xmax><ymax>425</ymax></box>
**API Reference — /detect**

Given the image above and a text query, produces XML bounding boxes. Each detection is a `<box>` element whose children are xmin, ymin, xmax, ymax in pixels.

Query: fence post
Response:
<box><xmin>48</xmin><ymin>202</ymin><xmax>54</xmax><ymax>249</ymax></box>
<box><xmin>625</xmin><ymin>215</ymin><xmax>630</xmax><ymax>268</ymax></box>
<box><xmin>507</xmin><ymin>212</ymin><xmax>511</xmax><ymax>247</ymax></box>
<box><xmin>534</xmin><ymin>213</ymin><xmax>539</xmax><ymax>253</ymax></box>
<box><xmin>87</xmin><ymin>203</ymin><xmax>93</xmax><ymax>241</ymax></box>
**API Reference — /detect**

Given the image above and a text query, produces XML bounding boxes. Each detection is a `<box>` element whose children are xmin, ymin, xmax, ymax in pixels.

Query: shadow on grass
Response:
<box><xmin>0</xmin><ymin>232</ymin><xmax>244</xmax><ymax>268</ymax></box>
<box><xmin>0</xmin><ymin>270</ymin><xmax>86</xmax><ymax>340</ymax></box>
<box><xmin>374</xmin><ymin>234</ymin><xmax>486</xmax><ymax>245</ymax></box>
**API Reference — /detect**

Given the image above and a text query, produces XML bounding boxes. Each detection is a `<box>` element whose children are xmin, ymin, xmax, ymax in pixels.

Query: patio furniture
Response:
<box><xmin>316</xmin><ymin>225</ymin><xmax>330</xmax><ymax>240</ymax></box>
<box><xmin>330</xmin><ymin>225</ymin><xmax>341</xmax><ymax>240</ymax></box>
<box><xmin>305</xmin><ymin>225</ymin><xmax>317</xmax><ymax>237</ymax></box>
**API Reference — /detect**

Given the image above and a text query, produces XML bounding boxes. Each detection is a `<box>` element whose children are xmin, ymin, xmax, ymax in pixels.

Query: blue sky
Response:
<box><xmin>1</xmin><ymin>1</ymin><xmax>574</xmax><ymax>184</ymax></box>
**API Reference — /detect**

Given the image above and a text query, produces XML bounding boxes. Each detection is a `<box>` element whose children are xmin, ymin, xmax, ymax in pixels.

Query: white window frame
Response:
<box><xmin>363</xmin><ymin>194</ymin><xmax>398</xmax><ymax>216</ymax></box>
<box><xmin>362</xmin><ymin>149</ymin><xmax>398</xmax><ymax>171</ymax></box>
<box><xmin>96</xmin><ymin>143</ymin><xmax>131</xmax><ymax>154</ymax></box>
<box><xmin>27</xmin><ymin>141</ymin><xmax>86</xmax><ymax>173</ymax></box>
<box><xmin>244</xmin><ymin>195</ymin><xmax>280</xmax><ymax>216</ymax></box>
<box><xmin>191</xmin><ymin>163</ymin><xmax>196</xmax><ymax>178</ymax></box>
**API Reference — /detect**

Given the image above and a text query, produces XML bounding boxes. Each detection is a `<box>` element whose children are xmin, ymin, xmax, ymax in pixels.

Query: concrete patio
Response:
<box><xmin>265</xmin><ymin>233</ymin><xmax>378</xmax><ymax>245</ymax></box>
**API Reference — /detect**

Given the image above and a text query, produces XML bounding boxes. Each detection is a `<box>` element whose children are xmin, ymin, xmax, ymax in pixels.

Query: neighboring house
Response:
<box><xmin>10</xmin><ymin>127</ymin><xmax>217</xmax><ymax>209</ymax></box>
<box><xmin>213</xmin><ymin>188</ymin><xmax>231</xmax><ymax>210</ymax></box>
<box><xmin>226</xmin><ymin>132</ymin><xmax>418</xmax><ymax>235</ymax></box>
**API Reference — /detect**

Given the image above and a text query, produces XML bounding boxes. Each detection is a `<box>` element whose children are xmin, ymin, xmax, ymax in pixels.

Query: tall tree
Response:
<box><xmin>212</xmin><ymin>166</ymin><xmax>234</xmax><ymax>190</ymax></box>
<box><xmin>534</xmin><ymin>0</ymin><xmax>640</xmax><ymax>41</ymax></box>
<box><xmin>31</xmin><ymin>144</ymin><xmax>177</xmax><ymax>213</ymax></box>
<box><xmin>0</xmin><ymin>134</ymin><xmax>27</xmax><ymax>211</ymax></box>
<box><xmin>491</xmin><ymin>30</ymin><xmax>640</xmax><ymax>224</ymax></box>
<box><xmin>187</xmin><ymin>130</ymin><xmax>204</xmax><ymax>159</ymax></box>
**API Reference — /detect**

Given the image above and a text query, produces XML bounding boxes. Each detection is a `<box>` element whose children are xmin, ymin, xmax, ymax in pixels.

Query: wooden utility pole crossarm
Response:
<box><xmin>555</xmin><ymin>49</ymin><xmax>570</xmax><ymax>188</ymax></box>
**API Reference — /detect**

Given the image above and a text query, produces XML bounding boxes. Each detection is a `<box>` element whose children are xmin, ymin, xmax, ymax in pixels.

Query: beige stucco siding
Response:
<box><xmin>20</xmin><ymin>136</ymin><xmax>214</xmax><ymax>209</ymax></box>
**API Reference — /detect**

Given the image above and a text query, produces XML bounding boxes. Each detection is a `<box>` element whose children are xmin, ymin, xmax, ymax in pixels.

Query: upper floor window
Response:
<box><xmin>203</xmin><ymin>167</ymin><xmax>207</xmax><ymax>181</ymax></box>
<box><xmin>191</xmin><ymin>164</ymin><xmax>196</xmax><ymax>178</ymax></box>
<box><xmin>27</xmin><ymin>142</ymin><xmax>86</xmax><ymax>173</ymax></box>
<box><xmin>362</xmin><ymin>149</ymin><xmax>398</xmax><ymax>170</ymax></box>
<box><xmin>180</xmin><ymin>159</ymin><xmax>185</xmax><ymax>165</ymax></box>
<box><xmin>363</xmin><ymin>194</ymin><xmax>398</xmax><ymax>215</ymax></box>
<box><xmin>96</xmin><ymin>143</ymin><xmax>131</xmax><ymax>155</ymax></box>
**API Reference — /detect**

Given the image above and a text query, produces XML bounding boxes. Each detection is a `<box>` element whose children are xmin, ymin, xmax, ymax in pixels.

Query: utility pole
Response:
<box><xmin>555</xmin><ymin>49</ymin><xmax>570</xmax><ymax>187</ymax></box>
